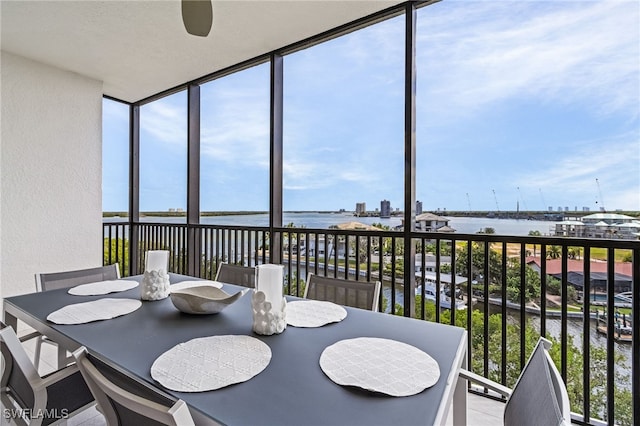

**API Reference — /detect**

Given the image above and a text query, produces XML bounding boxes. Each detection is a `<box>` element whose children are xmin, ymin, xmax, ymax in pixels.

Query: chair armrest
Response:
<box><xmin>459</xmin><ymin>369</ymin><xmax>512</xmax><ymax>397</ymax></box>
<box><xmin>18</xmin><ymin>331</ymin><xmax>42</xmax><ymax>342</ymax></box>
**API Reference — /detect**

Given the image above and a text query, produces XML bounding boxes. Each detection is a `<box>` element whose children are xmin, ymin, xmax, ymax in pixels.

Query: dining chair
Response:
<box><xmin>145</xmin><ymin>250</ymin><xmax>170</xmax><ymax>272</ymax></box>
<box><xmin>214</xmin><ymin>263</ymin><xmax>255</xmax><ymax>288</ymax></box>
<box><xmin>0</xmin><ymin>322</ymin><xmax>94</xmax><ymax>426</ymax></box>
<box><xmin>72</xmin><ymin>347</ymin><xmax>195</xmax><ymax>426</ymax></box>
<box><xmin>459</xmin><ymin>337</ymin><xmax>571</xmax><ymax>426</ymax></box>
<box><xmin>303</xmin><ymin>273</ymin><xmax>381</xmax><ymax>312</ymax></box>
<box><xmin>32</xmin><ymin>263</ymin><xmax>121</xmax><ymax>371</ymax></box>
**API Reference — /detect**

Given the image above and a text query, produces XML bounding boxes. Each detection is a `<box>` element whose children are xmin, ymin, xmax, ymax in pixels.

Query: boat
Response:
<box><xmin>415</xmin><ymin>283</ymin><xmax>466</xmax><ymax>310</ymax></box>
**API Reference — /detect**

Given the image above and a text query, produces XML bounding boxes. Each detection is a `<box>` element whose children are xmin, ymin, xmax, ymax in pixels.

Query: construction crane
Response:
<box><xmin>517</xmin><ymin>187</ymin><xmax>528</xmax><ymax>211</ymax></box>
<box><xmin>596</xmin><ymin>178</ymin><xmax>606</xmax><ymax>212</ymax></box>
<box><xmin>539</xmin><ymin>188</ymin><xmax>547</xmax><ymax>211</ymax></box>
<box><xmin>466</xmin><ymin>193</ymin><xmax>472</xmax><ymax>212</ymax></box>
<box><xmin>492</xmin><ymin>189</ymin><xmax>500</xmax><ymax>212</ymax></box>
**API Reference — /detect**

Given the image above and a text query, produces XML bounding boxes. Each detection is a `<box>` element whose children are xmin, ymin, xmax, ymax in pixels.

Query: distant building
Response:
<box><xmin>355</xmin><ymin>202</ymin><xmax>366</xmax><ymax>216</ymax></box>
<box><xmin>552</xmin><ymin>213</ymin><xmax>640</xmax><ymax>240</ymax></box>
<box><xmin>380</xmin><ymin>200</ymin><xmax>391</xmax><ymax>218</ymax></box>
<box><xmin>415</xmin><ymin>213</ymin><xmax>455</xmax><ymax>232</ymax></box>
<box><xmin>416</xmin><ymin>200</ymin><xmax>423</xmax><ymax>215</ymax></box>
<box><xmin>582</xmin><ymin>207</ymin><xmax>590</xmax><ymax>212</ymax></box>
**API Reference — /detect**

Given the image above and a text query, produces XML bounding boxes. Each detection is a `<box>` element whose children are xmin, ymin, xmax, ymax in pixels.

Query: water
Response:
<box><xmin>108</xmin><ymin>212</ymin><xmax>557</xmax><ymax>236</ymax></box>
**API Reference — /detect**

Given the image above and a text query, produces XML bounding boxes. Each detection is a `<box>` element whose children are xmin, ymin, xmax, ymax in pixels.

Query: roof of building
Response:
<box><xmin>583</xmin><ymin>213</ymin><xmax>635</xmax><ymax>221</ymax></box>
<box><xmin>416</xmin><ymin>213</ymin><xmax>449</xmax><ymax>222</ymax></box>
<box><xmin>526</xmin><ymin>256</ymin><xmax>632</xmax><ymax>276</ymax></box>
<box><xmin>334</xmin><ymin>221</ymin><xmax>382</xmax><ymax>231</ymax></box>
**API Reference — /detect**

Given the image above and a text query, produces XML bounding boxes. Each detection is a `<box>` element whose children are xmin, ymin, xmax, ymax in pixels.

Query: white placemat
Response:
<box><xmin>171</xmin><ymin>280</ymin><xmax>223</xmax><ymax>292</ymax></box>
<box><xmin>319</xmin><ymin>337</ymin><xmax>440</xmax><ymax>397</ymax></box>
<box><xmin>286</xmin><ymin>300</ymin><xmax>347</xmax><ymax>327</ymax></box>
<box><xmin>68</xmin><ymin>279</ymin><xmax>139</xmax><ymax>296</ymax></box>
<box><xmin>151</xmin><ymin>335</ymin><xmax>271</xmax><ymax>392</ymax></box>
<box><xmin>47</xmin><ymin>298</ymin><xmax>142</xmax><ymax>325</ymax></box>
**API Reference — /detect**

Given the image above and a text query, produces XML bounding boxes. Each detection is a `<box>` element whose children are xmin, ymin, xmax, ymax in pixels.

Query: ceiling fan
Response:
<box><xmin>181</xmin><ymin>0</ymin><xmax>213</xmax><ymax>37</ymax></box>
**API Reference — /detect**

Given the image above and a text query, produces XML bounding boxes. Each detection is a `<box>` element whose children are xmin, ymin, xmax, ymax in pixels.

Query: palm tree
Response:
<box><xmin>547</xmin><ymin>245</ymin><xmax>561</xmax><ymax>259</ymax></box>
<box><xmin>528</xmin><ymin>230</ymin><xmax>541</xmax><ymax>257</ymax></box>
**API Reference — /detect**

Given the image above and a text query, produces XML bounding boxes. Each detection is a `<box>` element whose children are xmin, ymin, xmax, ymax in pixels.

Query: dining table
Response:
<box><xmin>3</xmin><ymin>273</ymin><xmax>468</xmax><ymax>426</ymax></box>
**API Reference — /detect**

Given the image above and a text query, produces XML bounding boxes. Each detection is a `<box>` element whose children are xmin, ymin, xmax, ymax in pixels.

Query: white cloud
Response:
<box><xmin>140</xmin><ymin>96</ymin><xmax>187</xmax><ymax>146</ymax></box>
<box><xmin>516</xmin><ymin>131</ymin><xmax>640</xmax><ymax>210</ymax></box>
<box><xmin>418</xmin><ymin>0</ymin><xmax>639</xmax><ymax>121</ymax></box>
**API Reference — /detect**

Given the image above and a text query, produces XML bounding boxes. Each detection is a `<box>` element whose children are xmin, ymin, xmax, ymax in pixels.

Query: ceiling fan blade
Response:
<box><xmin>181</xmin><ymin>0</ymin><xmax>213</xmax><ymax>37</ymax></box>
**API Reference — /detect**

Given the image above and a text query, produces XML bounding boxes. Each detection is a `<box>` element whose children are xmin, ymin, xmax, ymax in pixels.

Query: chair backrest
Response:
<box><xmin>0</xmin><ymin>322</ymin><xmax>40</xmax><ymax>411</ymax></box>
<box><xmin>303</xmin><ymin>273</ymin><xmax>381</xmax><ymax>312</ymax></box>
<box><xmin>72</xmin><ymin>347</ymin><xmax>194</xmax><ymax>426</ymax></box>
<box><xmin>504</xmin><ymin>338</ymin><xmax>571</xmax><ymax>426</ymax></box>
<box><xmin>35</xmin><ymin>263</ymin><xmax>120</xmax><ymax>292</ymax></box>
<box><xmin>145</xmin><ymin>250</ymin><xmax>170</xmax><ymax>272</ymax></box>
<box><xmin>215</xmin><ymin>263</ymin><xmax>255</xmax><ymax>288</ymax></box>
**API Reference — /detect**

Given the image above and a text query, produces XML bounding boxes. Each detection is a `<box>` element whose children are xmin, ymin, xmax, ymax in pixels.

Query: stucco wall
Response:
<box><xmin>1</xmin><ymin>51</ymin><xmax>103</xmax><ymax>298</ymax></box>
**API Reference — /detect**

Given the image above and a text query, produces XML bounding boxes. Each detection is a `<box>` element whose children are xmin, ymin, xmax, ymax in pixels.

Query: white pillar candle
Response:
<box><xmin>145</xmin><ymin>250</ymin><xmax>169</xmax><ymax>272</ymax></box>
<box><xmin>255</xmin><ymin>264</ymin><xmax>284</xmax><ymax>305</ymax></box>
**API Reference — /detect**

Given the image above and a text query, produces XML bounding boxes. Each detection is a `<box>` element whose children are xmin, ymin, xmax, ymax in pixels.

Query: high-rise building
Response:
<box><xmin>416</xmin><ymin>200</ymin><xmax>423</xmax><ymax>215</ymax></box>
<box><xmin>380</xmin><ymin>200</ymin><xmax>391</xmax><ymax>218</ymax></box>
<box><xmin>355</xmin><ymin>202</ymin><xmax>366</xmax><ymax>216</ymax></box>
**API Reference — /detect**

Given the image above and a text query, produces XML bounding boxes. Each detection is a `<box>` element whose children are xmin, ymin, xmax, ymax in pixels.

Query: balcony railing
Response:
<box><xmin>104</xmin><ymin>221</ymin><xmax>639</xmax><ymax>426</ymax></box>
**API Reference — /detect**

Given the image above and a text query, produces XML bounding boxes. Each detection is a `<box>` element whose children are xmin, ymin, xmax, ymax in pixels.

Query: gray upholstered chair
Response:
<box><xmin>72</xmin><ymin>347</ymin><xmax>194</xmax><ymax>426</ymax></box>
<box><xmin>0</xmin><ymin>322</ymin><xmax>94</xmax><ymax>426</ymax></box>
<box><xmin>303</xmin><ymin>273</ymin><xmax>381</xmax><ymax>312</ymax></box>
<box><xmin>460</xmin><ymin>337</ymin><xmax>571</xmax><ymax>426</ymax></box>
<box><xmin>214</xmin><ymin>263</ymin><xmax>255</xmax><ymax>288</ymax></box>
<box><xmin>32</xmin><ymin>263</ymin><xmax>120</xmax><ymax>370</ymax></box>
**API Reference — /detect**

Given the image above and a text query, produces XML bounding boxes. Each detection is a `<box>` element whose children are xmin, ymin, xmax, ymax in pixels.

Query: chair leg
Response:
<box><xmin>33</xmin><ymin>336</ymin><xmax>43</xmax><ymax>371</ymax></box>
<box><xmin>56</xmin><ymin>345</ymin><xmax>68</xmax><ymax>370</ymax></box>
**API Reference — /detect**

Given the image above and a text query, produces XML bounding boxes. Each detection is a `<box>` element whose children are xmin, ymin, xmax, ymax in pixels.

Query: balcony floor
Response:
<box><xmin>6</xmin><ymin>324</ymin><xmax>504</xmax><ymax>426</ymax></box>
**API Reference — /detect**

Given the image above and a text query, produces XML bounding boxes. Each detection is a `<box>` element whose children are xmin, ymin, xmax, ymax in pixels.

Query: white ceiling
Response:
<box><xmin>1</xmin><ymin>0</ymin><xmax>403</xmax><ymax>103</ymax></box>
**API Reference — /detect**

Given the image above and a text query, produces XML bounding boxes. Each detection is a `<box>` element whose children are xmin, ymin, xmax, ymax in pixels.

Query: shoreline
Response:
<box><xmin>103</xmin><ymin>210</ymin><xmax>640</xmax><ymax>219</ymax></box>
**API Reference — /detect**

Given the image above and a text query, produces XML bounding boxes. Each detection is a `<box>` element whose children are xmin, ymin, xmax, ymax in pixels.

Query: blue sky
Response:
<box><xmin>103</xmin><ymin>0</ymin><xmax>639</xmax><ymax>213</ymax></box>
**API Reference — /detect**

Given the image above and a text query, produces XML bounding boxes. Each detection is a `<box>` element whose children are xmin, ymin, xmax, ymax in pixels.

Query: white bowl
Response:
<box><xmin>170</xmin><ymin>286</ymin><xmax>248</xmax><ymax>314</ymax></box>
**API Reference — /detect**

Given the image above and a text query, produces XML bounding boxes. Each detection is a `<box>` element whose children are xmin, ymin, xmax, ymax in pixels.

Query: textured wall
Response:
<box><xmin>1</xmin><ymin>51</ymin><xmax>104</xmax><ymax>298</ymax></box>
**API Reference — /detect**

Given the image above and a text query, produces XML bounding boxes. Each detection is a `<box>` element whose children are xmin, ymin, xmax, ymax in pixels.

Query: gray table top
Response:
<box><xmin>4</xmin><ymin>273</ymin><xmax>467</xmax><ymax>426</ymax></box>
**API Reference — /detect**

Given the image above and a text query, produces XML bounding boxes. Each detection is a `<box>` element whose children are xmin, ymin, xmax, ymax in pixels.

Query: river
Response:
<box><xmin>108</xmin><ymin>212</ymin><xmax>557</xmax><ymax>236</ymax></box>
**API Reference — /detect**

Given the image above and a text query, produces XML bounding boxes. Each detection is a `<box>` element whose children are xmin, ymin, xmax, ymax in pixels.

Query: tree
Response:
<box><xmin>505</xmin><ymin>259</ymin><xmax>541</xmax><ymax>303</ymax></box>
<box><xmin>547</xmin><ymin>245</ymin><xmax>561</xmax><ymax>259</ymax></box>
<box><xmin>528</xmin><ymin>230</ymin><xmax>541</xmax><ymax>257</ymax></box>
<box><xmin>477</xmin><ymin>227</ymin><xmax>496</xmax><ymax>234</ymax></box>
<box><xmin>455</xmin><ymin>242</ymin><xmax>502</xmax><ymax>286</ymax></box>
<box><xmin>568</xmin><ymin>246</ymin><xmax>582</xmax><ymax>259</ymax></box>
<box><xmin>103</xmin><ymin>237</ymin><xmax>129</xmax><ymax>276</ymax></box>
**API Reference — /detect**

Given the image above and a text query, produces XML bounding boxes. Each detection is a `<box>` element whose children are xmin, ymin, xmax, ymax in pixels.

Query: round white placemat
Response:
<box><xmin>47</xmin><ymin>298</ymin><xmax>142</xmax><ymax>325</ymax></box>
<box><xmin>286</xmin><ymin>300</ymin><xmax>347</xmax><ymax>327</ymax></box>
<box><xmin>151</xmin><ymin>335</ymin><xmax>271</xmax><ymax>392</ymax></box>
<box><xmin>171</xmin><ymin>280</ymin><xmax>223</xmax><ymax>292</ymax></box>
<box><xmin>68</xmin><ymin>279</ymin><xmax>139</xmax><ymax>296</ymax></box>
<box><xmin>319</xmin><ymin>337</ymin><xmax>440</xmax><ymax>397</ymax></box>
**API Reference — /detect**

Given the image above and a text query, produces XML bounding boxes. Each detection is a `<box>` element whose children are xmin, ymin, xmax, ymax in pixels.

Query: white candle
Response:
<box><xmin>255</xmin><ymin>264</ymin><xmax>283</xmax><ymax>306</ymax></box>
